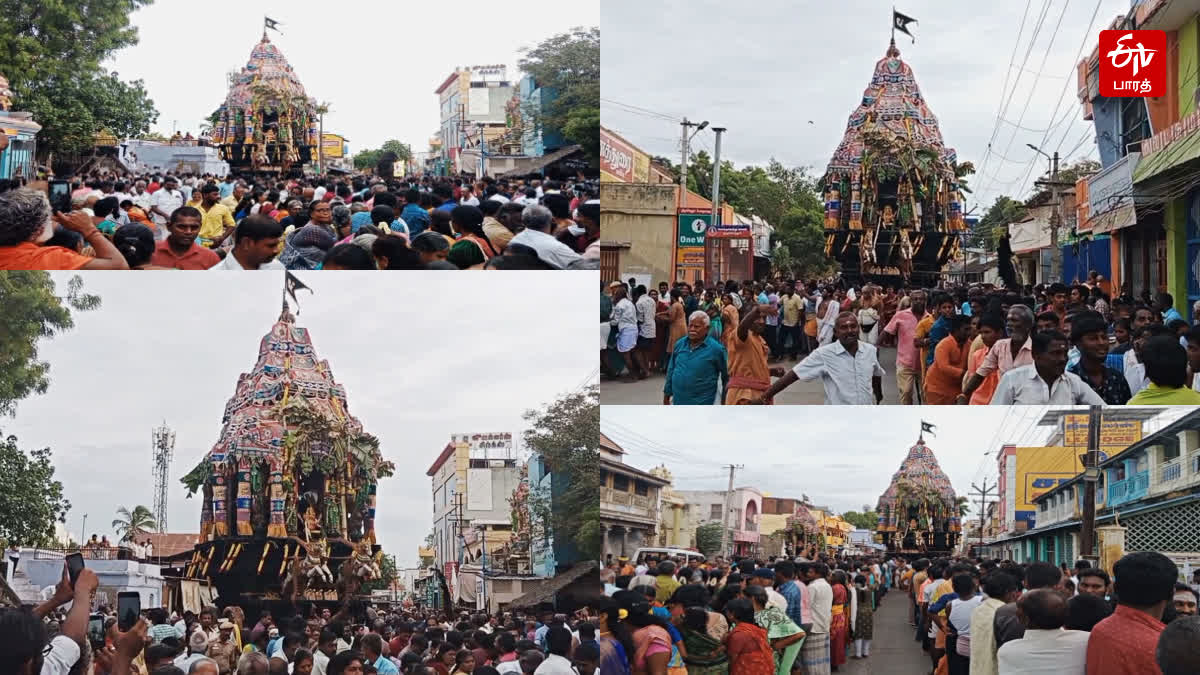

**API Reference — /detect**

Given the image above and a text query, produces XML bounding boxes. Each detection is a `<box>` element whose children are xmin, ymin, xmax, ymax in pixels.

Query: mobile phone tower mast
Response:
<box><xmin>152</xmin><ymin>422</ymin><xmax>176</xmax><ymax>532</ymax></box>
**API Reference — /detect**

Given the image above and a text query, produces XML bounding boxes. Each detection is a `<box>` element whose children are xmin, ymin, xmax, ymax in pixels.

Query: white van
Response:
<box><xmin>632</xmin><ymin>547</ymin><xmax>707</xmax><ymax>566</ymax></box>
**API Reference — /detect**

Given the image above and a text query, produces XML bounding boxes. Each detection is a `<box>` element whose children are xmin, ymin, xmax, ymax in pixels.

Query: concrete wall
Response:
<box><xmin>1178</xmin><ymin>17</ymin><xmax>1199</xmax><ymax>120</ymax></box>
<box><xmin>22</xmin><ymin>554</ymin><xmax>163</xmax><ymax>608</ymax></box>
<box><xmin>600</xmin><ymin>182</ymin><xmax>678</xmax><ymax>284</ymax></box>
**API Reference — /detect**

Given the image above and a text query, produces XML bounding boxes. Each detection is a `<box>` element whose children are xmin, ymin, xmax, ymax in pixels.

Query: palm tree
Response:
<box><xmin>112</xmin><ymin>505</ymin><xmax>157</xmax><ymax>543</ymax></box>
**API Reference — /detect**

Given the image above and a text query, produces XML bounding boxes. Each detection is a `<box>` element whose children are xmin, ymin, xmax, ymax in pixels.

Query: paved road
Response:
<box><xmin>601</xmin><ymin>345</ymin><xmax>904</xmax><ymax>405</ymax></box>
<box><xmin>839</xmin><ymin>588</ymin><xmax>933</xmax><ymax>675</ymax></box>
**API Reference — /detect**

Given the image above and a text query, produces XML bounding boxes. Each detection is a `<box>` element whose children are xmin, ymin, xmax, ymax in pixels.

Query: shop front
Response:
<box><xmin>1132</xmin><ymin>107</ymin><xmax>1200</xmax><ymax>306</ymax></box>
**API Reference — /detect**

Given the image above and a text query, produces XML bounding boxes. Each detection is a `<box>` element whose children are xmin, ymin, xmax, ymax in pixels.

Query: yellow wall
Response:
<box><xmin>600</xmin><ymin>182</ymin><xmax>678</xmax><ymax>283</ymax></box>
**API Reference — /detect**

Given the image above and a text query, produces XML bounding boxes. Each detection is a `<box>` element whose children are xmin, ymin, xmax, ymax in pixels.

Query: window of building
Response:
<box><xmin>612</xmin><ymin>474</ymin><xmax>629</xmax><ymax>492</ymax></box>
<box><xmin>1120</xmin><ymin>96</ymin><xmax>1151</xmax><ymax>156</ymax></box>
<box><xmin>634</xmin><ymin>480</ymin><xmax>649</xmax><ymax>497</ymax></box>
<box><xmin>1163</xmin><ymin>441</ymin><xmax>1181</xmax><ymax>461</ymax></box>
<box><xmin>470</xmin><ymin>459</ymin><xmax>488</xmax><ymax>468</ymax></box>
<box><xmin>710</xmin><ymin>503</ymin><xmax>722</xmax><ymax>520</ymax></box>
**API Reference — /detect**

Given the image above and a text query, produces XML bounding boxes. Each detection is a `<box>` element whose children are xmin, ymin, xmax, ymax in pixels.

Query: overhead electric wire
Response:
<box><xmin>600</xmin><ymin>97</ymin><xmax>679</xmax><ymax>122</ymax></box>
<box><xmin>976</xmin><ymin>0</ymin><xmax>1038</xmax><ymax>188</ymax></box>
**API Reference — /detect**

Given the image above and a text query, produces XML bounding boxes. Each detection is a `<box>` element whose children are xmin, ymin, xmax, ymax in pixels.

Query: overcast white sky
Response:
<box><xmin>601</xmin><ymin>406</ymin><xmax>1190</xmax><ymax>520</ymax></box>
<box><xmin>5</xmin><ymin>272</ymin><xmax>594</xmax><ymax>568</ymax></box>
<box><xmin>601</xmin><ymin>0</ymin><xmax>1128</xmax><ymax>213</ymax></box>
<box><xmin>106</xmin><ymin>0</ymin><xmax>598</xmax><ymax>153</ymax></box>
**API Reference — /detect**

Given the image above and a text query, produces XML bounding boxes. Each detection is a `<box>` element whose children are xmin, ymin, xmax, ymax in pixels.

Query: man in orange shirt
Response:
<box><xmin>913</xmin><ymin>312</ymin><xmax>935</xmax><ymax>404</ymax></box>
<box><xmin>0</xmin><ymin>188</ymin><xmax>128</xmax><ymax>270</ymax></box>
<box><xmin>149</xmin><ymin>207</ymin><xmax>220</xmax><ymax>270</ymax></box>
<box><xmin>725</xmin><ymin>304</ymin><xmax>787</xmax><ymax>404</ymax></box>
<box><xmin>925</xmin><ymin>315</ymin><xmax>972</xmax><ymax>404</ymax></box>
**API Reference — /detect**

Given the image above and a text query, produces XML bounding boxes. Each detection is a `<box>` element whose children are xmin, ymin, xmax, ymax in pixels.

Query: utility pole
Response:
<box><xmin>1079</xmin><ymin>405</ymin><xmax>1103</xmax><ymax>564</ymax></box>
<box><xmin>1049</xmin><ymin>151</ymin><xmax>1062</xmax><ymax>284</ymax></box>
<box><xmin>969</xmin><ymin>479</ymin><xmax>997</xmax><ymax>555</ymax></box>
<box><xmin>719</xmin><ymin>464</ymin><xmax>743</xmax><ymax>557</ymax></box>
<box><xmin>679</xmin><ymin>118</ymin><xmax>690</xmax><ymax>210</ymax></box>
<box><xmin>710</xmin><ymin>127</ymin><xmax>726</xmax><ymax>283</ymax></box>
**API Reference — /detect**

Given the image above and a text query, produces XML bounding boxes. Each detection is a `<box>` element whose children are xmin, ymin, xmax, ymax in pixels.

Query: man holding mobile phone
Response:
<box><xmin>23</xmin><ymin>561</ymin><xmax>100</xmax><ymax>674</ymax></box>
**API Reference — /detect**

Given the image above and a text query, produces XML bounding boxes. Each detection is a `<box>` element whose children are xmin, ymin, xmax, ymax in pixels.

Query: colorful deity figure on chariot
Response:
<box><xmin>874</xmin><ymin>423</ymin><xmax>963</xmax><ymax>555</ymax></box>
<box><xmin>181</xmin><ymin>300</ymin><xmax>393</xmax><ymax>598</ymax></box>
<box><xmin>822</xmin><ymin>38</ymin><xmax>974</xmax><ymax>281</ymax></box>
<box><xmin>208</xmin><ymin>29</ymin><xmax>320</xmax><ymax>173</ymax></box>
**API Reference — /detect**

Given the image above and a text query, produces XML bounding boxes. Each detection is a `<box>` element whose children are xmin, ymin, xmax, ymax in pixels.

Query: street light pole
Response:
<box><xmin>1028</xmin><ymin>144</ymin><xmax>1063</xmax><ymax>284</ymax></box>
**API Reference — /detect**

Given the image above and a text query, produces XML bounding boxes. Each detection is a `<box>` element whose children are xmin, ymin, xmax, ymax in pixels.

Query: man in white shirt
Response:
<box><xmin>534</xmin><ymin>627</ymin><xmax>577</xmax><ymax>675</ymax></box>
<box><xmin>991</xmin><ymin>330</ymin><xmax>1105</xmax><ymax>405</ymax></box>
<box><xmin>996</xmin><ymin>589</ymin><xmax>1088</xmax><ymax>675</ymax></box>
<box><xmin>751</xmin><ymin>568</ymin><xmax>788</xmax><ymax>610</ymax></box>
<box><xmin>508</xmin><ymin>204</ymin><xmax>582</xmax><ymax>269</ymax></box>
<box><xmin>131</xmin><ymin>181</ymin><xmax>153</xmax><ymax>211</ymax></box>
<box><xmin>634</xmin><ymin>286</ymin><xmax>657</xmax><ymax>369</ymax></box>
<box><xmin>210</xmin><ymin>215</ymin><xmax>285</xmax><ymax>270</ymax></box>
<box><xmin>150</xmin><ymin>176</ymin><xmax>185</xmax><ymax>226</ymax></box>
<box><xmin>754</xmin><ymin>311</ymin><xmax>884</xmax><ymax>404</ymax></box>
<box><xmin>971</xmin><ymin>569</ymin><xmax>1021</xmax><ymax>675</ymax></box>
<box><xmin>800</xmin><ymin>563</ymin><xmax>834</xmax><ymax>674</ymax></box>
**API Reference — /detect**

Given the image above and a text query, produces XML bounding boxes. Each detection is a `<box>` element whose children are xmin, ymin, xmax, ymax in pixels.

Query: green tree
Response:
<box><xmin>111</xmin><ymin>505</ymin><xmax>156</xmax><ymax>543</ymax></box>
<box><xmin>523</xmin><ymin>386</ymin><xmax>599</xmax><ymax>560</ymax></box>
<box><xmin>0</xmin><ymin>272</ymin><xmax>101</xmax><ymax>418</ymax></box>
<box><xmin>353</xmin><ymin>148</ymin><xmax>382</xmax><ymax>171</ymax></box>
<box><xmin>380</xmin><ymin>139</ymin><xmax>413</xmax><ymax>163</ymax></box>
<box><xmin>0</xmin><ymin>0</ymin><xmax>160</xmax><ymax>157</ymax></box>
<box><xmin>773</xmin><ymin>207</ymin><xmax>836</xmax><ymax>279</ymax></box>
<box><xmin>519</xmin><ymin>27</ymin><xmax>599</xmax><ymax>160</ymax></box>
<box><xmin>695</xmin><ymin>521</ymin><xmax>725</xmax><ymax>556</ymax></box>
<box><xmin>973</xmin><ymin>196</ymin><xmax>1026</xmax><ymax>251</ymax></box>
<box><xmin>0</xmin><ymin>432</ymin><xmax>71</xmax><ymax>546</ymax></box>
<box><xmin>840</xmin><ymin>510</ymin><xmax>879</xmax><ymax>530</ymax></box>
<box><xmin>361</xmin><ymin>554</ymin><xmax>398</xmax><ymax>593</ymax></box>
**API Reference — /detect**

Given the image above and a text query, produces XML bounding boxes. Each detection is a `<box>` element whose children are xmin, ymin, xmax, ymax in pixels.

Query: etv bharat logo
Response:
<box><xmin>1099</xmin><ymin>30</ymin><xmax>1165</xmax><ymax>97</ymax></box>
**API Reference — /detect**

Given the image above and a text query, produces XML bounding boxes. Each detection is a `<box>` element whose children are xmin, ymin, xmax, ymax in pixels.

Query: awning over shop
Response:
<box><xmin>1088</xmin><ymin>205</ymin><xmax>1137</xmax><ymax>234</ymax></box>
<box><xmin>1133</xmin><ymin>126</ymin><xmax>1200</xmax><ymax>184</ymax></box>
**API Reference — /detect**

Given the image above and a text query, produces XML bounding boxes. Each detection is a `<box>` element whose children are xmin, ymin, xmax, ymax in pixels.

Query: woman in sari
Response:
<box><xmin>720</xmin><ymin>293</ymin><xmax>739</xmax><ymax>350</ymax></box>
<box><xmin>615</xmin><ymin>590</ymin><xmax>673</xmax><ymax>675</ymax></box>
<box><xmin>879</xmin><ymin>287</ymin><xmax>899</xmax><ymax>347</ymax></box>
<box><xmin>721</xmin><ymin>598</ymin><xmax>774</xmax><ymax>675</ymax></box>
<box><xmin>594</xmin><ymin>596</ymin><xmax>633</xmax><ymax>675</ymax></box>
<box><xmin>653</xmin><ymin>288</ymin><xmax>672</xmax><ymax>373</ymax></box>
<box><xmin>828</xmin><ymin>571</ymin><xmax>850</xmax><ymax>670</ymax></box>
<box><xmin>704</xmin><ymin>293</ymin><xmax>724</xmax><ymax>343</ymax></box>
<box><xmin>662</xmin><ymin>290</ymin><xmax>688</xmax><ymax>360</ymax></box>
<box><xmin>679</xmin><ymin>607</ymin><xmax>728</xmax><ymax>675</ymax></box>
<box><xmin>744</xmin><ymin>586</ymin><xmax>805</xmax><ymax>675</ymax></box>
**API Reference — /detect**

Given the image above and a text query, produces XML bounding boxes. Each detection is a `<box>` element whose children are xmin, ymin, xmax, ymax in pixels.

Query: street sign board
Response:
<box><xmin>678</xmin><ymin>211</ymin><xmax>710</xmax><ymax>247</ymax></box>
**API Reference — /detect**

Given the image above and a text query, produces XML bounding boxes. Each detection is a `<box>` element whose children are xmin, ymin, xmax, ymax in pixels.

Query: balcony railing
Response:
<box><xmin>1161</xmin><ymin>458</ymin><xmax>1182</xmax><ymax>484</ymax></box>
<box><xmin>1108</xmin><ymin>471</ymin><xmax>1150</xmax><ymax>507</ymax></box>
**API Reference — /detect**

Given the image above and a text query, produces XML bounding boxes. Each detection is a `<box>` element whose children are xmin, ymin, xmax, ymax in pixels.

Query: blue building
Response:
<box><xmin>528</xmin><ymin>450</ymin><xmax>583</xmax><ymax>577</ymax></box>
<box><xmin>519</xmin><ymin>74</ymin><xmax>565</xmax><ymax>158</ymax></box>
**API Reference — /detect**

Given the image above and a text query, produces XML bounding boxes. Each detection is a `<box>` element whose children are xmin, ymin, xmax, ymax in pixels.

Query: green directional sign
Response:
<box><xmin>678</xmin><ymin>212</ymin><xmax>710</xmax><ymax>248</ymax></box>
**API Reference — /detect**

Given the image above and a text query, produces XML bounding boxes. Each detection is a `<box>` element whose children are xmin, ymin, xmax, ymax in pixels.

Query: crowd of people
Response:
<box><xmin>2</xmin><ymin>561</ymin><xmax>603</xmax><ymax>675</ymax></box>
<box><xmin>0</xmin><ymin>171</ymin><xmax>599</xmax><ymax>270</ymax></box>
<box><xmin>598</xmin><ymin>548</ymin><xmax>1200</xmax><ymax>675</ymax></box>
<box><xmin>601</xmin><ymin>273</ymin><xmax>1200</xmax><ymax>405</ymax></box>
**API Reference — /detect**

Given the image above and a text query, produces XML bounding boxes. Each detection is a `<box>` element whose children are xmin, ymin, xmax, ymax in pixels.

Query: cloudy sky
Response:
<box><xmin>601</xmin><ymin>0</ymin><xmax>1128</xmax><ymax>213</ymax></box>
<box><xmin>5</xmin><ymin>272</ymin><xmax>594</xmax><ymax>567</ymax></box>
<box><xmin>601</xmin><ymin>406</ymin><xmax>1189</xmax><ymax>519</ymax></box>
<box><xmin>106</xmin><ymin>0</ymin><xmax>598</xmax><ymax>153</ymax></box>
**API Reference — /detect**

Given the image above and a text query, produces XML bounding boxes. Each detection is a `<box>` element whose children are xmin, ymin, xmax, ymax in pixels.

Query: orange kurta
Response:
<box><xmin>925</xmin><ymin>336</ymin><xmax>969</xmax><ymax>404</ymax></box>
<box><xmin>725</xmin><ymin>330</ymin><xmax>771</xmax><ymax>405</ymax></box>
<box><xmin>666</xmin><ymin>302</ymin><xmax>687</xmax><ymax>353</ymax></box>
<box><xmin>967</xmin><ymin>345</ymin><xmax>1000</xmax><ymax>404</ymax></box>
<box><xmin>720</xmin><ymin>304</ymin><xmax>739</xmax><ymax>349</ymax></box>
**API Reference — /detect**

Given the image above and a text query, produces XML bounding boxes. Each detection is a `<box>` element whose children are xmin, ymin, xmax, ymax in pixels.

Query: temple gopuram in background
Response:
<box><xmin>210</xmin><ymin>27</ymin><xmax>321</xmax><ymax>176</ymax></box>
<box><xmin>177</xmin><ymin>296</ymin><xmax>393</xmax><ymax>609</ymax></box>
<box><xmin>875</xmin><ymin>424</ymin><xmax>962</xmax><ymax>556</ymax></box>
<box><xmin>822</xmin><ymin>38</ymin><xmax>972</xmax><ymax>286</ymax></box>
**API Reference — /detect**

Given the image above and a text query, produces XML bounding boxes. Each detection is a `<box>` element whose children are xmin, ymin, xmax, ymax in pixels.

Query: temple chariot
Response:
<box><xmin>178</xmin><ymin>292</ymin><xmax>393</xmax><ymax>609</ymax></box>
<box><xmin>874</xmin><ymin>424</ymin><xmax>963</xmax><ymax>557</ymax></box>
<box><xmin>822</xmin><ymin>38</ymin><xmax>973</xmax><ymax>287</ymax></box>
<box><xmin>209</xmin><ymin>26</ymin><xmax>320</xmax><ymax>176</ymax></box>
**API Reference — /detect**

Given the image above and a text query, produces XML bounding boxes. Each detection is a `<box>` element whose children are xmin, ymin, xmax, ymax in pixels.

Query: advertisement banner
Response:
<box><xmin>600</xmin><ymin>129</ymin><xmax>636</xmax><ymax>183</ymax></box>
<box><xmin>1061</xmin><ymin>416</ymin><xmax>1142</xmax><ymax>448</ymax></box>
<box><xmin>676</xmin><ymin>247</ymin><xmax>705</xmax><ymax>265</ymax></box>
<box><xmin>678</xmin><ymin>210</ymin><xmax>710</xmax><ymax>247</ymax></box>
<box><xmin>321</xmin><ymin>134</ymin><xmax>345</xmax><ymax>159</ymax></box>
<box><xmin>1014</xmin><ymin>446</ymin><xmax>1120</xmax><ymax>522</ymax></box>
